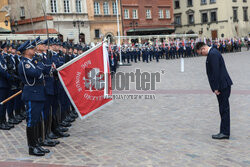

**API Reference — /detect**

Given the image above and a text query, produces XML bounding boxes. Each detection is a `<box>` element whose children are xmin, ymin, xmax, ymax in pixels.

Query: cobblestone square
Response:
<box><xmin>0</xmin><ymin>50</ymin><xmax>249</xmax><ymax>167</ymax></box>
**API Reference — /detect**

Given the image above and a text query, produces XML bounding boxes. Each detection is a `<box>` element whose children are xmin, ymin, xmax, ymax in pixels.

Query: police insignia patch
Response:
<box><xmin>25</xmin><ymin>64</ymin><xmax>31</xmax><ymax>69</ymax></box>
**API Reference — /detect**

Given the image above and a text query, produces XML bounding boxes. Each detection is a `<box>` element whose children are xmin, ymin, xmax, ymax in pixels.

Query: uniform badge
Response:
<box><xmin>25</xmin><ymin>64</ymin><xmax>31</xmax><ymax>69</ymax></box>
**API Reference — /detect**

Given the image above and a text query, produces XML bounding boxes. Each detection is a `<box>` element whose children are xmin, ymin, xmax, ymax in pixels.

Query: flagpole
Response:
<box><xmin>116</xmin><ymin>0</ymin><xmax>122</xmax><ymax>65</ymax></box>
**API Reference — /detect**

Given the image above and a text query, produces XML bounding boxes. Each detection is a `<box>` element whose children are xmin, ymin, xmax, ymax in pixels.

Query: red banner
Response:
<box><xmin>57</xmin><ymin>43</ymin><xmax>112</xmax><ymax>119</ymax></box>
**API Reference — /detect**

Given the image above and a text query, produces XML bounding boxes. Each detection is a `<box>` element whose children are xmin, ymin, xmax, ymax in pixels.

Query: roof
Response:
<box><xmin>127</xmin><ymin>27</ymin><xmax>175</xmax><ymax>33</ymax></box>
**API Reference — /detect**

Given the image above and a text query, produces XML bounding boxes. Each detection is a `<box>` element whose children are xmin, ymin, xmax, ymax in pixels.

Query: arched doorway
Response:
<box><xmin>79</xmin><ymin>33</ymin><xmax>85</xmax><ymax>44</ymax></box>
<box><xmin>105</xmin><ymin>32</ymin><xmax>114</xmax><ymax>43</ymax></box>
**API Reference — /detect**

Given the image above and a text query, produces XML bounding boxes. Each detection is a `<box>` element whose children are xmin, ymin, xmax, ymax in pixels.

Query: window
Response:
<box><xmin>174</xmin><ymin>15</ymin><xmax>181</xmax><ymax>25</ymax></box>
<box><xmin>132</xmin><ymin>9</ymin><xmax>138</xmax><ymax>19</ymax></box>
<box><xmin>159</xmin><ymin>9</ymin><xmax>164</xmax><ymax>18</ymax></box>
<box><xmin>243</xmin><ymin>7</ymin><xmax>248</xmax><ymax>21</ymax></box>
<box><xmin>64</xmin><ymin>0</ymin><xmax>70</xmax><ymax>13</ymax></box>
<box><xmin>166</xmin><ymin>10</ymin><xmax>171</xmax><ymax>19</ymax></box>
<box><xmin>232</xmin><ymin>0</ymin><xmax>237</xmax><ymax>2</ymax></box>
<box><xmin>210</xmin><ymin>0</ymin><xmax>216</xmax><ymax>3</ymax></box>
<box><xmin>243</xmin><ymin>0</ymin><xmax>247</xmax><ymax>2</ymax></box>
<box><xmin>233</xmin><ymin>8</ymin><xmax>238</xmax><ymax>22</ymax></box>
<box><xmin>124</xmin><ymin>9</ymin><xmax>129</xmax><ymax>19</ymax></box>
<box><xmin>146</xmin><ymin>9</ymin><xmax>151</xmax><ymax>19</ymax></box>
<box><xmin>187</xmin><ymin>0</ymin><xmax>193</xmax><ymax>6</ymax></box>
<box><xmin>103</xmin><ymin>2</ymin><xmax>109</xmax><ymax>15</ymax></box>
<box><xmin>20</xmin><ymin>7</ymin><xmax>25</xmax><ymax>17</ymax></box>
<box><xmin>112</xmin><ymin>2</ymin><xmax>117</xmax><ymax>15</ymax></box>
<box><xmin>201</xmin><ymin>0</ymin><xmax>207</xmax><ymax>4</ymax></box>
<box><xmin>211</xmin><ymin>11</ymin><xmax>217</xmax><ymax>22</ymax></box>
<box><xmin>94</xmin><ymin>2</ymin><xmax>100</xmax><ymax>15</ymax></box>
<box><xmin>76</xmin><ymin>0</ymin><xmax>82</xmax><ymax>13</ymax></box>
<box><xmin>201</xmin><ymin>13</ymin><xmax>208</xmax><ymax>23</ymax></box>
<box><xmin>174</xmin><ymin>0</ymin><xmax>180</xmax><ymax>9</ymax></box>
<box><xmin>95</xmin><ymin>29</ymin><xmax>100</xmax><ymax>38</ymax></box>
<box><xmin>188</xmin><ymin>14</ymin><xmax>194</xmax><ymax>24</ymax></box>
<box><xmin>51</xmin><ymin>0</ymin><xmax>57</xmax><ymax>13</ymax></box>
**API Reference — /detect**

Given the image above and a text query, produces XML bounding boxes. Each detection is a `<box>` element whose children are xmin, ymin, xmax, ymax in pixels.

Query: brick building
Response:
<box><xmin>0</xmin><ymin>0</ymin><xmax>11</xmax><ymax>33</ymax></box>
<box><xmin>121</xmin><ymin>0</ymin><xmax>175</xmax><ymax>36</ymax></box>
<box><xmin>86</xmin><ymin>0</ymin><xmax>122</xmax><ymax>43</ymax></box>
<box><xmin>8</xmin><ymin>0</ymin><xmax>91</xmax><ymax>44</ymax></box>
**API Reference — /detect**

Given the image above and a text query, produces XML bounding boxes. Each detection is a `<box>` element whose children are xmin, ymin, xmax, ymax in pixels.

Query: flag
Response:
<box><xmin>204</xmin><ymin>37</ymin><xmax>207</xmax><ymax>44</ymax></box>
<box><xmin>57</xmin><ymin>43</ymin><xmax>112</xmax><ymax>119</ymax></box>
<box><xmin>176</xmin><ymin>40</ymin><xmax>179</xmax><ymax>50</ymax></box>
<box><xmin>163</xmin><ymin>40</ymin><xmax>166</xmax><ymax>48</ymax></box>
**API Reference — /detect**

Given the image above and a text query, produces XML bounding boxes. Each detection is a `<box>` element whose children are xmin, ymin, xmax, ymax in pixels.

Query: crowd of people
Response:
<box><xmin>108</xmin><ymin>37</ymin><xmax>248</xmax><ymax>74</ymax></box>
<box><xmin>0</xmin><ymin>36</ymin><xmax>249</xmax><ymax>156</ymax></box>
<box><xmin>0</xmin><ymin>37</ymin><xmax>90</xmax><ymax>156</ymax></box>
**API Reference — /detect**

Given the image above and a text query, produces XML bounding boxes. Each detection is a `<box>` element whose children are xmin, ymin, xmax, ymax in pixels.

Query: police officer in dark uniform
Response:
<box><xmin>0</xmin><ymin>42</ymin><xmax>15</xmax><ymax>130</ymax></box>
<box><xmin>185</xmin><ymin>43</ymin><xmax>192</xmax><ymax>58</ymax></box>
<box><xmin>18</xmin><ymin>40</ymin><xmax>49</xmax><ymax>156</ymax></box>
<box><xmin>164</xmin><ymin>45</ymin><xmax>169</xmax><ymax>60</ymax></box>
<box><xmin>178</xmin><ymin>43</ymin><xmax>184</xmax><ymax>58</ymax></box>
<box><xmin>6</xmin><ymin>42</ymin><xmax>23</xmax><ymax>125</ymax></box>
<box><xmin>35</xmin><ymin>37</ymin><xmax>60</xmax><ymax>147</ymax></box>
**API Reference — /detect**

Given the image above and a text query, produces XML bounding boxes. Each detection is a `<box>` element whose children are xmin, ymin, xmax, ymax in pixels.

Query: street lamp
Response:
<box><xmin>73</xmin><ymin>20</ymin><xmax>85</xmax><ymax>43</ymax></box>
<box><xmin>4</xmin><ymin>20</ymin><xmax>8</xmax><ymax>26</ymax></box>
<box><xmin>4</xmin><ymin>19</ymin><xmax>18</xmax><ymax>33</ymax></box>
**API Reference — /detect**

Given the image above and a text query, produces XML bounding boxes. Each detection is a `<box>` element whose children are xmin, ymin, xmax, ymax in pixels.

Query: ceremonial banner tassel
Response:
<box><xmin>57</xmin><ymin>43</ymin><xmax>112</xmax><ymax>120</ymax></box>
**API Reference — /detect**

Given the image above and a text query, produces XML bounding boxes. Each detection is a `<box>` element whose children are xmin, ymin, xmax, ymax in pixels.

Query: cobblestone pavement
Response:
<box><xmin>0</xmin><ymin>49</ymin><xmax>250</xmax><ymax>167</ymax></box>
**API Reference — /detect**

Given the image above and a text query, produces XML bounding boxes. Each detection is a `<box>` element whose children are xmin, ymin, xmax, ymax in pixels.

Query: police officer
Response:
<box><xmin>178</xmin><ymin>43</ymin><xmax>184</xmax><ymax>58</ymax></box>
<box><xmin>0</xmin><ymin>43</ymin><xmax>12</xmax><ymax>129</ymax></box>
<box><xmin>164</xmin><ymin>44</ymin><xmax>169</xmax><ymax>60</ymax></box>
<box><xmin>48</xmin><ymin>38</ymin><xmax>71</xmax><ymax>139</ymax></box>
<box><xmin>18</xmin><ymin>40</ymin><xmax>49</xmax><ymax>156</ymax></box>
<box><xmin>6</xmin><ymin>42</ymin><xmax>23</xmax><ymax>125</ymax></box>
<box><xmin>0</xmin><ymin>42</ymin><xmax>16</xmax><ymax>130</ymax></box>
<box><xmin>35</xmin><ymin>37</ymin><xmax>60</xmax><ymax>147</ymax></box>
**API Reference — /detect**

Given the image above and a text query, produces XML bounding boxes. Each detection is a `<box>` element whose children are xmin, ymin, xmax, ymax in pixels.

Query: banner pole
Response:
<box><xmin>0</xmin><ymin>90</ymin><xmax>22</xmax><ymax>105</ymax></box>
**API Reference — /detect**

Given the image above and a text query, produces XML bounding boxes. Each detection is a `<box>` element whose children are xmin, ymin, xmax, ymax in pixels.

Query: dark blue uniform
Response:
<box><xmin>18</xmin><ymin>57</ymin><xmax>46</xmax><ymax>127</ymax></box>
<box><xmin>0</xmin><ymin>52</ymin><xmax>12</xmax><ymax>128</ymax></box>
<box><xmin>206</xmin><ymin>47</ymin><xmax>233</xmax><ymax>136</ymax></box>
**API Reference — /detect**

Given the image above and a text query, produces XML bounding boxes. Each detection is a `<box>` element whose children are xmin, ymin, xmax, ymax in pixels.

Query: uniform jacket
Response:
<box><xmin>0</xmin><ymin>53</ymin><xmax>11</xmax><ymax>88</ymax></box>
<box><xmin>18</xmin><ymin>57</ymin><xmax>46</xmax><ymax>101</ymax></box>
<box><xmin>206</xmin><ymin>47</ymin><xmax>233</xmax><ymax>92</ymax></box>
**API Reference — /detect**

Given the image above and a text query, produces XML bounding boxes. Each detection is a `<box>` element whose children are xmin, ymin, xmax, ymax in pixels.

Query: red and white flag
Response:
<box><xmin>57</xmin><ymin>43</ymin><xmax>112</xmax><ymax>119</ymax></box>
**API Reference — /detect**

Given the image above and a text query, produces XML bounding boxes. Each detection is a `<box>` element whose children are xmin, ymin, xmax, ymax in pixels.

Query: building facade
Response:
<box><xmin>86</xmin><ymin>0</ymin><xmax>122</xmax><ymax>43</ymax></box>
<box><xmin>0</xmin><ymin>0</ymin><xmax>11</xmax><ymax>33</ymax></box>
<box><xmin>8</xmin><ymin>0</ymin><xmax>91</xmax><ymax>44</ymax></box>
<box><xmin>173</xmin><ymin>0</ymin><xmax>250</xmax><ymax>39</ymax></box>
<box><xmin>121</xmin><ymin>0</ymin><xmax>174</xmax><ymax>36</ymax></box>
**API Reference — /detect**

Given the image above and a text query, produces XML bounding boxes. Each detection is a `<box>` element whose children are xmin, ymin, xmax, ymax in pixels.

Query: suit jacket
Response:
<box><xmin>206</xmin><ymin>47</ymin><xmax>233</xmax><ymax>92</ymax></box>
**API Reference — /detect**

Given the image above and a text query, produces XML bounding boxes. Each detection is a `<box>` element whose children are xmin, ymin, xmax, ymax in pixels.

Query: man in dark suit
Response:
<box><xmin>196</xmin><ymin>42</ymin><xmax>233</xmax><ymax>140</ymax></box>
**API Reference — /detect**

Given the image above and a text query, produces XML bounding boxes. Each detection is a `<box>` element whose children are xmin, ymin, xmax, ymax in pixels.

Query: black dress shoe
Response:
<box><xmin>37</xmin><ymin>145</ymin><xmax>50</xmax><ymax>153</ymax></box>
<box><xmin>48</xmin><ymin>132</ymin><xmax>59</xmax><ymax>139</ymax></box>
<box><xmin>55</xmin><ymin>130</ymin><xmax>70</xmax><ymax>138</ymax></box>
<box><xmin>29</xmin><ymin>146</ymin><xmax>45</xmax><ymax>156</ymax></box>
<box><xmin>60</xmin><ymin>121</ymin><xmax>71</xmax><ymax>127</ymax></box>
<box><xmin>0</xmin><ymin>123</ymin><xmax>11</xmax><ymax>130</ymax></box>
<box><xmin>64</xmin><ymin>116</ymin><xmax>75</xmax><ymax>123</ymax></box>
<box><xmin>58</xmin><ymin>126</ymin><xmax>68</xmax><ymax>132</ymax></box>
<box><xmin>41</xmin><ymin>138</ymin><xmax>56</xmax><ymax>147</ymax></box>
<box><xmin>5</xmin><ymin>122</ymin><xmax>14</xmax><ymax>129</ymax></box>
<box><xmin>8</xmin><ymin>118</ymin><xmax>19</xmax><ymax>124</ymax></box>
<box><xmin>212</xmin><ymin>133</ymin><xmax>230</xmax><ymax>139</ymax></box>
<box><xmin>46</xmin><ymin>135</ymin><xmax>60</xmax><ymax>145</ymax></box>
